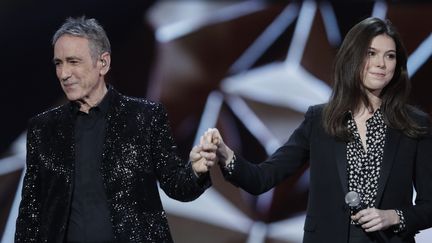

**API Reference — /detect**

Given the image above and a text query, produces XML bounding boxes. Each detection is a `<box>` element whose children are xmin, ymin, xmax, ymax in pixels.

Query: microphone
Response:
<box><xmin>345</xmin><ymin>191</ymin><xmax>365</xmax><ymax>214</ymax></box>
<box><xmin>345</xmin><ymin>191</ymin><xmax>387</xmax><ymax>243</ymax></box>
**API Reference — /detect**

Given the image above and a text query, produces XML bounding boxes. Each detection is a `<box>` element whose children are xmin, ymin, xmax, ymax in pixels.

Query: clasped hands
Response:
<box><xmin>190</xmin><ymin>128</ymin><xmax>234</xmax><ymax>175</ymax></box>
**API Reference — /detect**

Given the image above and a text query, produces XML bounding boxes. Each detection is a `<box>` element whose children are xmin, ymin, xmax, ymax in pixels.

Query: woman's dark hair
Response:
<box><xmin>323</xmin><ymin>17</ymin><xmax>426</xmax><ymax>140</ymax></box>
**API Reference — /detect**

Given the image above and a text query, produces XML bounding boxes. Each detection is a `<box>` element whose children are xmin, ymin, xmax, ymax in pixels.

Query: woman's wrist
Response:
<box><xmin>224</xmin><ymin>149</ymin><xmax>235</xmax><ymax>166</ymax></box>
<box><xmin>393</xmin><ymin>209</ymin><xmax>406</xmax><ymax>233</ymax></box>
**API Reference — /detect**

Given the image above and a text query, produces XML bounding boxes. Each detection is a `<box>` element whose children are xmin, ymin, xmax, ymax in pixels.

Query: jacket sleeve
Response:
<box><xmin>402</xmin><ymin>118</ymin><xmax>432</xmax><ymax>237</ymax></box>
<box><xmin>222</xmin><ymin>105</ymin><xmax>315</xmax><ymax>195</ymax></box>
<box><xmin>15</xmin><ymin>119</ymin><xmax>42</xmax><ymax>242</ymax></box>
<box><xmin>150</xmin><ymin>103</ymin><xmax>210</xmax><ymax>202</ymax></box>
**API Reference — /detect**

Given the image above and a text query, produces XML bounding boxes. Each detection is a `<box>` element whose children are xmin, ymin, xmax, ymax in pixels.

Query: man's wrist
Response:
<box><xmin>190</xmin><ymin>161</ymin><xmax>203</xmax><ymax>177</ymax></box>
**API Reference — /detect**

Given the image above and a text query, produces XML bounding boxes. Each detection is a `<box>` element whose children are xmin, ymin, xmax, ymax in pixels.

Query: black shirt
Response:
<box><xmin>66</xmin><ymin>89</ymin><xmax>116</xmax><ymax>242</ymax></box>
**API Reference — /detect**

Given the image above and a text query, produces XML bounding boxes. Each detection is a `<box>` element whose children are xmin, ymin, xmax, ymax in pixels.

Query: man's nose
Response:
<box><xmin>58</xmin><ymin>66</ymin><xmax>71</xmax><ymax>81</ymax></box>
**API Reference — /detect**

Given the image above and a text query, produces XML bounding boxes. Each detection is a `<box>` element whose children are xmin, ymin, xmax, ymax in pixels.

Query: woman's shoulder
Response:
<box><xmin>406</xmin><ymin>105</ymin><xmax>431</xmax><ymax>126</ymax></box>
<box><xmin>305</xmin><ymin>103</ymin><xmax>326</xmax><ymax>117</ymax></box>
<box><xmin>406</xmin><ymin>105</ymin><xmax>430</xmax><ymax>121</ymax></box>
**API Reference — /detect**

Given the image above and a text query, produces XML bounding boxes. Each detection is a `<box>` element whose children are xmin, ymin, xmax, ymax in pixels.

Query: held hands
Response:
<box><xmin>190</xmin><ymin>128</ymin><xmax>234</xmax><ymax>175</ymax></box>
<box><xmin>202</xmin><ymin>128</ymin><xmax>234</xmax><ymax>167</ymax></box>
<box><xmin>351</xmin><ymin>208</ymin><xmax>400</xmax><ymax>232</ymax></box>
<box><xmin>190</xmin><ymin>132</ymin><xmax>218</xmax><ymax>175</ymax></box>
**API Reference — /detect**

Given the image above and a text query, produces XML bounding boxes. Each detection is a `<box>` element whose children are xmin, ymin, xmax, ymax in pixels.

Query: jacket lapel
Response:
<box><xmin>57</xmin><ymin>105</ymin><xmax>76</xmax><ymax>177</ymax></box>
<box><xmin>100</xmin><ymin>89</ymin><xmax>123</xmax><ymax>182</ymax></box>
<box><xmin>334</xmin><ymin>129</ymin><xmax>402</xmax><ymax>205</ymax></box>
<box><xmin>333</xmin><ymin>125</ymin><xmax>402</xmax><ymax>206</ymax></box>
<box><xmin>375</xmin><ymin>128</ymin><xmax>401</xmax><ymax>206</ymax></box>
<box><xmin>335</xmin><ymin>139</ymin><xmax>348</xmax><ymax>196</ymax></box>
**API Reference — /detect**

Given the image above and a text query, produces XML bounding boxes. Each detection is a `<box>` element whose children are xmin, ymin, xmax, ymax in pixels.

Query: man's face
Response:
<box><xmin>53</xmin><ymin>35</ymin><xmax>105</xmax><ymax>102</ymax></box>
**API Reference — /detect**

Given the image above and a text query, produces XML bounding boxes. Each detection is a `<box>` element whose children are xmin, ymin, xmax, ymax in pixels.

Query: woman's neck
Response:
<box><xmin>354</xmin><ymin>90</ymin><xmax>382</xmax><ymax>116</ymax></box>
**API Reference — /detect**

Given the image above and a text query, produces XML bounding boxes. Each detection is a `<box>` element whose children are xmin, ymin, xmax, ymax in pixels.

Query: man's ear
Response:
<box><xmin>99</xmin><ymin>52</ymin><xmax>111</xmax><ymax>74</ymax></box>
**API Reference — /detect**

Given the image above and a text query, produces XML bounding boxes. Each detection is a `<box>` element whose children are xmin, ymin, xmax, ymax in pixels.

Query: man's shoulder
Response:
<box><xmin>120</xmin><ymin>95</ymin><xmax>158</xmax><ymax>107</ymax></box>
<box><xmin>117</xmin><ymin>93</ymin><xmax>163</xmax><ymax>113</ymax></box>
<box><xmin>30</xmin><ymin>104</ymin><xmax>69</xmax><ymax>124</ymax></box>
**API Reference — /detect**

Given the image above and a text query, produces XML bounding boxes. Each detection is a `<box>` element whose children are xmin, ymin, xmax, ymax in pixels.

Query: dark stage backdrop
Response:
<box><xmin>1</xmin><ymin>1</ymin><xmax>431</xmax><ymax>242</ymax></box>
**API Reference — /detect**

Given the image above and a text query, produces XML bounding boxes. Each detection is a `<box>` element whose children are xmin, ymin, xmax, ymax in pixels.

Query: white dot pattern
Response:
<box><xmin>346</xmin><ymin>109</ymin><xmax>387</xmax><ymax>208</ymax></box>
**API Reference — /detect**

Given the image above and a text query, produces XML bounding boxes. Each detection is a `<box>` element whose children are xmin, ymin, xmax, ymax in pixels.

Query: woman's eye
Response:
<box><xmin>387</xmin><ymin>53</ymin><xmax>396</xmax><ymax>59</ymax></box>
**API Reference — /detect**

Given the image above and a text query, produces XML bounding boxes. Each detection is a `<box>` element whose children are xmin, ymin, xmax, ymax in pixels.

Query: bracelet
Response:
<box><xmin>393</xmin><ymin>209</ymin><xmax>406</xmax><ymax>233</ymax></box>
<box><xmin>224</xmin><ymin>154</ymin><xmax>236</xmax><ymax>175</ymax></box>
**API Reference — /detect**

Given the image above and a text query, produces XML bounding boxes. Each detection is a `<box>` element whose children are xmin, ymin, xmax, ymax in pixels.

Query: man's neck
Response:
<box><xmin>78</xmin><ymin>84</ymin><xmax>108</xmax><ymax>113</ymax></box>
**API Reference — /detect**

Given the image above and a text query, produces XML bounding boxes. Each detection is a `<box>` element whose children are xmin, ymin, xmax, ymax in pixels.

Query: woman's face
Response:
<box><xmin>361</xmin><ymin>34</ymin><xmax>397</xmax><ymax>97</ymax></box>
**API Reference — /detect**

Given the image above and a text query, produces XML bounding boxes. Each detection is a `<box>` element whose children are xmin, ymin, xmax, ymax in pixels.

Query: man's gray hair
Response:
<box><xmin>52</xmin><ymin>16</ymin><xmax>111</xmax><ymax>61</ymax></box>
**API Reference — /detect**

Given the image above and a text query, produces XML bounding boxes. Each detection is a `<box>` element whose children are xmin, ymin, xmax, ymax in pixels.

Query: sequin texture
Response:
<box><xmin>15</xmin><ymin>88</ymin><xmax>210</xmax><ymax>242</ymax></box>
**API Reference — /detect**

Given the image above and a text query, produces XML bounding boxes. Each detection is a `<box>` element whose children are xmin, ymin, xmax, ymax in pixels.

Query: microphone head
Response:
<box><xmin>345</xmin><ymin>191</ymin><xmax>361</xmax><ymax>207</ymax></box>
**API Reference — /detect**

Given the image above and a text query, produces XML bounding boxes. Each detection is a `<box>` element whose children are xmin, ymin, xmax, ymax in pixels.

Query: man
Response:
<box><xmin>15</xmin><ymin>16</ymin><xmax>215</xmax><ymax>242</ymax></box>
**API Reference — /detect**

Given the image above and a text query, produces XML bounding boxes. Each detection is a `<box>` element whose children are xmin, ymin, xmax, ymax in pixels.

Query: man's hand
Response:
<box><xmin>203</xmin><ymin>128</ymin><xmax>234</xmax><ymax>167</ymax></box>
<box><xmin>190</xmin><ymin>134</ymin><xmax>218</xmax><ymax>175</ymax></box>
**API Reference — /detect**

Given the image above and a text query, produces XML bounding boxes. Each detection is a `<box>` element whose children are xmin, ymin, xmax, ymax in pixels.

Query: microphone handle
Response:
<box><xmin>351</xmin><ymin>204</ymin><xmax>363</xmax><ymax>214</ymax></box>
<box><xmin>349</xmin><ymin>205</ymin><xmax>388</xmax><ymax>242</ymax></box>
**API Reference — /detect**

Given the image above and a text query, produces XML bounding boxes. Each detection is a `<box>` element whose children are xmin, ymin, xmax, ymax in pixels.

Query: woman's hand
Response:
<box><xmin>352</xmin><ymin>208</ymin><xmax>400</xmax><ymax>232</ymax></box>
<box><xmin>203</xmin><ymin>128</ymin><xmax>234</xmax><ymax>166</ymax></box>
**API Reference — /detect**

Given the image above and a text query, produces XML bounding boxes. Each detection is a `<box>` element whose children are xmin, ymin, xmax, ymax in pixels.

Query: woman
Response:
<box><xmin>204</xmin><ymin>17</ymin><xmax>432</xmax><ymax>242</ymax></box>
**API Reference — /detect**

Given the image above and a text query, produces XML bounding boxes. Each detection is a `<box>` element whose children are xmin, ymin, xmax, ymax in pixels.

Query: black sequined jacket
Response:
<box><xmin>15</xmin><ymin>88</ymin><xmax>210</xmax><ymax>242</ymax></box>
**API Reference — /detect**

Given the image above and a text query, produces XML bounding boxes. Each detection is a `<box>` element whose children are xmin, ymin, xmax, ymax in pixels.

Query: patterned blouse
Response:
<box><xmin>346</xmin><ymin>109</ymin><xmax>387</xmax><ymax>208</ymax></box>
